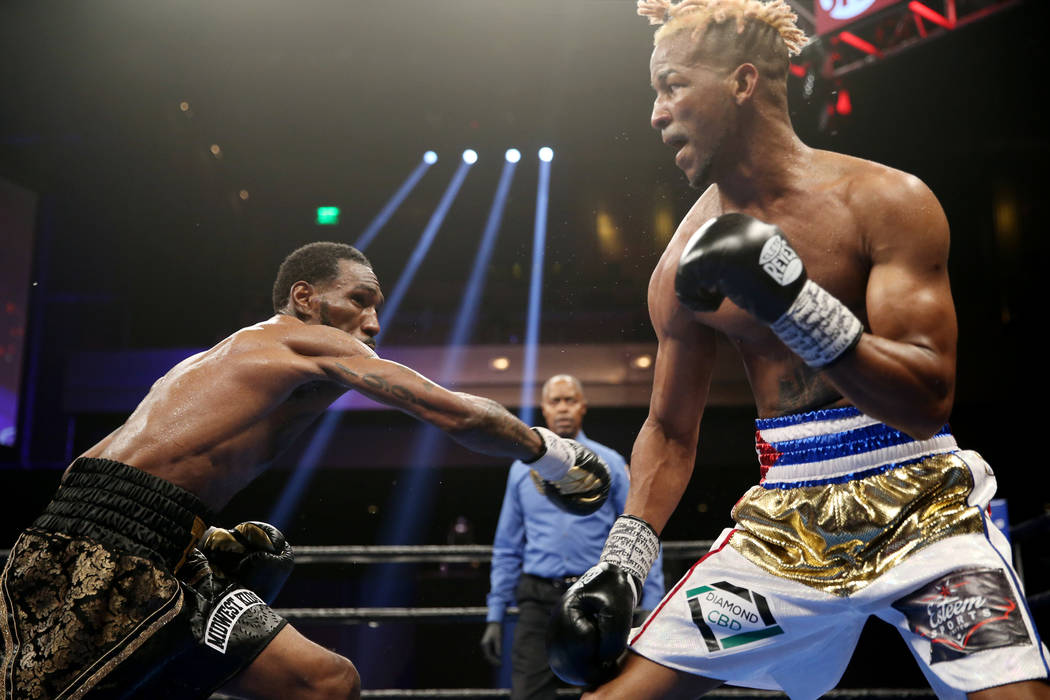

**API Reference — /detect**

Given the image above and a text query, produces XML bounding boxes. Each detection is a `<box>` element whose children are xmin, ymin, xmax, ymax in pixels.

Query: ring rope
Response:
<box><xmin>290</xmin><ymin>540</ymin><xmax>714</xmax><ymax>565</ymax></box>
<box><xmin>273</xmin><ymin>606</ymin><xmax>502</xmax><ymax>624</ymax></box>
<box><xmin>213</xmin><ymin>686</ymin><xmax>936</xmax><ymax>698</ymax></box>
<box><xmin>2</xmin><ymin>512</ymin><xmax>1047</xmax><ymax>562</ymax></box>
<box><xmin>0</xmin><ymin>541</ymin><xmax>719</xmax><ymax>564</ymax></box>
<box><xmin>273</xmin><ymin>588</ymin><xmax>1050</xmax><ymax>621</ymax></box>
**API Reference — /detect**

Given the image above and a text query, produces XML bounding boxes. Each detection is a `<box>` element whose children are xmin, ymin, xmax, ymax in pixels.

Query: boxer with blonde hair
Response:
<box><xmin>547</xmin><ymin>2</ymin><xmax>1050</xmax><ymax>698</ymax></box>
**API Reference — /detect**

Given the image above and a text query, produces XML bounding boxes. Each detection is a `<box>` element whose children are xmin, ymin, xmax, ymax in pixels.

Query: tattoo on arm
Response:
<box><xmin>334</xmin><ymin>362</ymin><xmax>440</xmax><ymax>412</ymax></box>
<box><xmin>334</xmin><ymin>362</ymin><xmax>360</xmax><ymax>379</ymax></box>
<box><xmin>438</xmin><ymin>397</ymin><xmax>539</xmax><ymax>460</ymax></box>
<box><xmin>461</xmin><ymin>398</ymin><xmax>536</xmax><ymax>452</ymax></box>
<box><xmin>334</xmin><ymin>363</ymin><xmax>537</xmax><ymax>458</ymax></box>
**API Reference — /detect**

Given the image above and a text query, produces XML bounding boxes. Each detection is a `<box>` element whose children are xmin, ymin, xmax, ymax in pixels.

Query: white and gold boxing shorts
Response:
<box><xmin>629</xmin><ymin>407</ymin><xmax>1049</xmax><ymax>699</ymax></box>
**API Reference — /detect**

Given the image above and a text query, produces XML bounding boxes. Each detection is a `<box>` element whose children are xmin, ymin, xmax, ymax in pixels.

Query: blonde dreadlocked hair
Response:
<box><xmin>638</xmin><ymin>0</ymin><xmax>806</xmax><ymax>88</ymax></box>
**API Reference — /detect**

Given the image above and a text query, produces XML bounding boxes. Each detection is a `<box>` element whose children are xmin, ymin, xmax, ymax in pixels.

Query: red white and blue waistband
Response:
<box><xmin>755</xmin><ymin>406</ymin><xmax>957</xmax><ymax>488</ymax></box>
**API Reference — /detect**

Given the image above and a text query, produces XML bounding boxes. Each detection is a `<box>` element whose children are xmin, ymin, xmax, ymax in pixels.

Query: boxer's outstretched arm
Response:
<box><xmin>822</xmin><ymin>172</ymin><xmax>957</xmax><ymax>439</ymax></box>
<box><xmin>323</xmin><ymin>351</ymin><xmax>543</xmax><ymax>460</ymax></box>
<box><xmin>285</xmin><ymin>328</ymin><xmax>609</xmax><ymax>512</ymax></box>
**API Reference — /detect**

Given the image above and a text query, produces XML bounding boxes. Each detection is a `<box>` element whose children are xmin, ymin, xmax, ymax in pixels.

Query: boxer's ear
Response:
<box><xmin>288</xmin><ymin>280</ymin><xmax>317</xmax><ymax>321</ymax></box>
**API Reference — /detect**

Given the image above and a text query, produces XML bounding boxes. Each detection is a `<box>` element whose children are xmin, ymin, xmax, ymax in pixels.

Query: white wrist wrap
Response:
<box><xmin>599</xmin><ymin>516</ymin><xmax>660</xmax><ymax>602</ymax></box>
<box><xmin>770</xmin><ymin>279</ymin><xmax>863</xmax><ymax>368</ymax></box>
<box><xmin>525</xmin><ymin>427</ymin><xmax>574</xmax><ymax>482</ymax></box>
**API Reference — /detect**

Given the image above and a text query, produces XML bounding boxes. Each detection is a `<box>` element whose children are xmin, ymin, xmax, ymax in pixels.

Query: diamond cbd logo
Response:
<box><xmin>687</xmin><ymin>581</ymin><xmax>784</xmax><ymax>652</ymax></box>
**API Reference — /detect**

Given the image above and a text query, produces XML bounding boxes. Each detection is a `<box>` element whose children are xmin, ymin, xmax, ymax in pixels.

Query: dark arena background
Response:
<box><xmin>2</xmin><ymin>0</ymin><xmax>1048</xmax><ymax>697</ymax></box>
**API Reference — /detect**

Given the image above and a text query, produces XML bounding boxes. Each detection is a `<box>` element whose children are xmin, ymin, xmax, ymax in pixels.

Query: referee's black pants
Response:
<box><xmin>511</xmin><ymin>573</ymin><xmax>583</xmax><ymax>700</ymax></box>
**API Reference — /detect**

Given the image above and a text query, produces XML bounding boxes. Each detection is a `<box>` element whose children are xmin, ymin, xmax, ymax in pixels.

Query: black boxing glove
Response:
<box><xmin>136</xmin><ymin>546</ymin><xmax>288</xmax><ymax>699</ymax></box>
<box><xmin>676</xmin><ymin>213</ymin><xmax>863</xmax><ymax>367</ymax></box>
<box><xmin>675</xmin><ymin>212</ymin><xmax>807</xmax><ymax>321</ymax></box>
<box><xmin>200</xmin><ymin>521</ymin><xmax>295</xmax><ymax>604</ymax></box>
<box><xmin>525</xmin><ymin>427</ymin><xmax>611</xmax><ymax>516</ymax></box>
<box><xmin>547</xmin><ymin>515</ymin><xmax>660</xmax><ymax>687</ymax></box>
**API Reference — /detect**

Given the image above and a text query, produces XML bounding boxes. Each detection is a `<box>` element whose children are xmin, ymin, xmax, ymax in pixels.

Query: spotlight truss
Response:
<box><xmin>787</xmin><ymin>0</ymin><xmax>1020</xmax><ymax>132</ymax></box>
<box><xmin>793</xmin><ymin>0</ymin><xmax>1021</xmax><ymax>80</ymax></box>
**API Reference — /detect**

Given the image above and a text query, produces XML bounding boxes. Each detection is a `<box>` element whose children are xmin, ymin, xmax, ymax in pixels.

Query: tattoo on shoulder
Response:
<box><xmin>335</xmin><ymin>362</ymin><xmax>439</xmax><ymax>412</ymax></box>
<box><xmin>776</xmin><ymin>365</ymin><xmax>842</xmax><ymax>414</ymax></box>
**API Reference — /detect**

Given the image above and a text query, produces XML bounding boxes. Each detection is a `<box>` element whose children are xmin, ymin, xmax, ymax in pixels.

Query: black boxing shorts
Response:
<box><xmin>0</xmin><ymin>457</ymin><xmax>288</xmax><ymax>699</ymax></box>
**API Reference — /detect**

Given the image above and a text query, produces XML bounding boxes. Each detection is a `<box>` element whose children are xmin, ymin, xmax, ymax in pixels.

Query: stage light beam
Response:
<box><xmin>372</xmin><ymin>155</ymin><xmax>520</xmax><ymax>549</ymax></box>
<box><xmin>378</xmin><ymin>156</ymin><xmax>475</xmax><ymax>337</ymax></box>
<box><xmin>352</xmin><ymin>151</ymin><xmax>522</xmax><ymax>681</ymax></box>
<box><xmin>270</xmin><ymin>150</ymin><xmax>443</xmax><ymax>526</ymax></box>
<box><xmin>353</xmin><ymin>154</ymin><xmax>437</xmax><ymax>252</ymax></box>
<box><xmin>520</xmin><ymin>148</ymin><xmax>553</xmax><ymax>424</ymax></box>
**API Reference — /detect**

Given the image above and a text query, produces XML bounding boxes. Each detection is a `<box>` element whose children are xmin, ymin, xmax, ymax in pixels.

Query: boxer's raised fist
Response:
<box><xmin>676</xmin><ymin>213</ymin><xmax>863</xmax><ymax>367</ymax></box>
<box><xmin>675</xmin><ymin>212</ymin><xmax>807</xmax><ymax>323</ymax></box>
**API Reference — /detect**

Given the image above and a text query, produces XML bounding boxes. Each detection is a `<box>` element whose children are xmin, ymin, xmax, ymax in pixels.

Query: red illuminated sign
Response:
<box><xmin>814</xmin><ymin>0</ymin><xmax>908</xmax><ymax>35</ymax></box>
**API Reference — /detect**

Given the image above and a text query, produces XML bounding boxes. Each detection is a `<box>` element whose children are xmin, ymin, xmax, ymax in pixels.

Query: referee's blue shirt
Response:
<box><xmin>485</xmin><ymin>430</ymin><xmax>666</xmax><ymax>623</ymax></box>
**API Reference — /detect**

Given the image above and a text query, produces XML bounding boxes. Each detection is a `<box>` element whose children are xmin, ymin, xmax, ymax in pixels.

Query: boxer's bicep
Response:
<box><xmin>863</xmin><ymin>175</ymin><xmax>955</xmax><ymax>356</ymax></box>
<box><xmin>822</xmin><ymin>172</ymin><xmax>957</xmax><ymax>438</ymax></box>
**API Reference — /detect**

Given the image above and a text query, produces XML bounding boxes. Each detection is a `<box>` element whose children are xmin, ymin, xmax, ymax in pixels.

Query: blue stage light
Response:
<box><xmin>267</xmin><ymin>411</ymin><xmax>340</xmax><ymax>531</ymax></box>
<box><xmin>354</xmin><ymin>157</ymin><xmax>436</xmax><ymax>253</ymax></box>
<box><xmin>378</xmin><ymin>158</ymin><xmax>474</xmax><ymax>337</ymax></box>
<box><xmin>505</xmin><ymin>148</ymin><xmax>521</xmax><ymax>163</ymax></box>
<box><xmin>352</xmin><ymin>156</ymin><xmax>520</xmax><ymax>680</ymax></box>
<box><xmin>520</xmin><ymin>152</ymin><xmax>552</xmax><ymax>425</ymax></box>
<box><xmin>462</xmin><ymin>149</ymin><xmax>478</xmax><ymax>164</ymax></box>
<box><xmin>423</xmin><ymin>150</ymin><xmax>438</xmax><ymax>164</ymax></box>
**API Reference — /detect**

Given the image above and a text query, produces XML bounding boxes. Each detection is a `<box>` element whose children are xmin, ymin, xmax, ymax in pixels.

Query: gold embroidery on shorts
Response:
<box><xmin>729</xmin><ymin>453</ymin><xmax>984</xmax><ymax>597</ymax></box>
<box><xmin>60</xmin><ymin>588</ymin><xmax>184</xmax><ymax>700</ymax></box>
<box><xmin>3</xmin><ymin>531</ymin><xmax>183</xmax><ymax>699</ymax></box>
<box><xmin>0</xmin><ymin>532</ymin><xmax>27</xmax><ymax>700</ymax></box>
<box><xmin>173</xmin><ymin>515</ymin><xmax>209</xmax><ymax>575</ymax></box>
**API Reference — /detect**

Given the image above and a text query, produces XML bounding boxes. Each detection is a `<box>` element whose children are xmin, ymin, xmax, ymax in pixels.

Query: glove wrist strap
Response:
<box><xmin>524</xmin><ymin>427</ymin><xmax>573</xmax><ymax>482</ymax></box>
<box><xmin>600</xmin><ymin>515</ymin><xmax>659</xmax><ymax>601</ymax></box>
<box><xmin>770</xmin><ymin>279</ymin><xmax>863</xmax><ymax>368</ymax></box>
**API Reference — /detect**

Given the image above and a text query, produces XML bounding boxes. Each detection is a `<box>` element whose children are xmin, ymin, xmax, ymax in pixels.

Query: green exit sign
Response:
<box><xmin>316</xmin><ymin>206</ymin><xmax>340</xmax><ymax>225</ymax></box>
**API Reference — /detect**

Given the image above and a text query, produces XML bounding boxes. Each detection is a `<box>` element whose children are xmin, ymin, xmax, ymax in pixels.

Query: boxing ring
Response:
<box><xmin>2</xmin><ymin>515</ymin><xmax>1045</xmax><ymax>698</ymax></box>
<box><xmin>225</xmin><ymin>511</ymin><xmax>1047</xmax><ymax>699</ymax></box>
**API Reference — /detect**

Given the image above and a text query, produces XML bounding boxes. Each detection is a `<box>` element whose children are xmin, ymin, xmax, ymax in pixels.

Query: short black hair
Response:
<box><xmin>272</xmin><ymin>242</ymin><xmax>371</xmax><ymax>313</ymax></box>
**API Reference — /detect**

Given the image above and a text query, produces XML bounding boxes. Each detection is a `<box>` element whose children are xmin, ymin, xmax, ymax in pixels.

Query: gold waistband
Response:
<box><xmin>728</xmin><ymin>452</ymin><xmax>984</xmax><ymax>597</ymax></box>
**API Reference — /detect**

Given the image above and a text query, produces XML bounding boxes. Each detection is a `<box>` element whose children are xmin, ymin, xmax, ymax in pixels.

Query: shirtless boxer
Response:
<box><xmin>0</xmin><ymin>241</ymin><xmax>610</xmax><ymax>699</ymax></box>
<box><xmin>547</xmin><ymin>1</ymin><xmax>1050</xmax><ymax>698</ymax></box>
